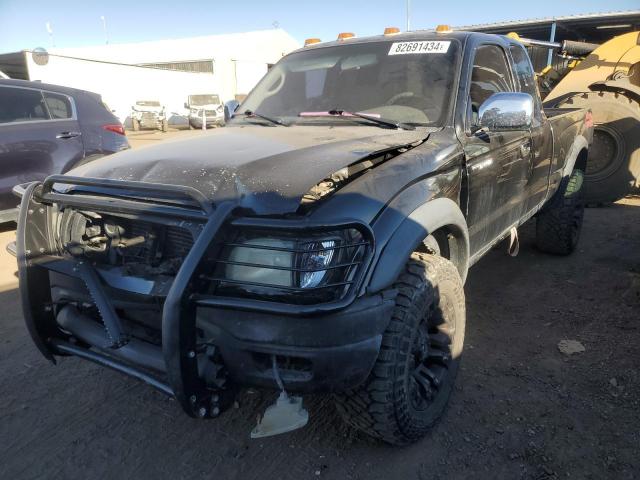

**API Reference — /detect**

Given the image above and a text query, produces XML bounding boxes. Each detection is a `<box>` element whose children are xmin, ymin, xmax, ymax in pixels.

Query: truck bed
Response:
<box><xmin>543</xmin><ymin>106</ymin><xmax>583</xmax><ymax>118</ymax></box>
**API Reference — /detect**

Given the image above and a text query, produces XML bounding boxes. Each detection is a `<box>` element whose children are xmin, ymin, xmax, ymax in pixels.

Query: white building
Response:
<box><xmin>0</xmin><ymin>29</ymin><xmax>300</xmax><ymax>124</ymax></box>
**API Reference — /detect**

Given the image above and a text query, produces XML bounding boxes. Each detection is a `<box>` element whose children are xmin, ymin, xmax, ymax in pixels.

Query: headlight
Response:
<box><xmin>226</xmin><ymin>238</ymin><xmax>294</xmax><ymax>286</ymax></box>
<box><xmin>213</xmin><ymin>228</ymin><xmax>369</xmax><ymax>304</ymax></box>
<box><xmin>190</xmin><ymin>108</ymin><xmax>199</xmax><ymax>115</ymax></box>
<box><xmin>299</xmin><ymin>240</ymin><xmax>335</xmax><ymax>288</ymax></box>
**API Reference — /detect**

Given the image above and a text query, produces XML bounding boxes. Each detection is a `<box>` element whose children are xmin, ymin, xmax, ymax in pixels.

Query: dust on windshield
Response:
<box><xmin>239</xmin><ymin>39</ymin><xmax>460</xmax><ymax>127</ymax></box>
<box><xmin>189</xmin><ymin>94</ymin><xmax>221</xmax><ymax>106</ymax></box>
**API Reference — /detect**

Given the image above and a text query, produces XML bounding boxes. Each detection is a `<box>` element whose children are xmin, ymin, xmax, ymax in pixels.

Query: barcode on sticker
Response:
<box><xmin>388</xmin><ymin>41</ymin><xmax>451</xmax><ymax>55</ymax></box>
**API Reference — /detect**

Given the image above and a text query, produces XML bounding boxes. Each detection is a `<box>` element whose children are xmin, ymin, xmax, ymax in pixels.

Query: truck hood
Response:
<box><xmin>68</xmin><ymin>125</ymin><xmax>429</xmax><ymax>215</ymax></box>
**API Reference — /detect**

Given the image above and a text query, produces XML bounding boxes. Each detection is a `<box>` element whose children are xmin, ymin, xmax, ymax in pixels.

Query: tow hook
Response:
<box><xmin>250</xmin><ymin>355</ymin><xmax>309</xmax><ymax>439</ymax></box>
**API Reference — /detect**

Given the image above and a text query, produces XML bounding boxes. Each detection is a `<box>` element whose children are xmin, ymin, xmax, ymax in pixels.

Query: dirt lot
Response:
<box><xmin>125</xmin><ymin>128</ymin><xmax>210</xmax><ymax>149</ymax></box>
<box><xmin>1</xmin><ymin>193</ymin><xmax>638</xmax><ymax>479</ymax></box>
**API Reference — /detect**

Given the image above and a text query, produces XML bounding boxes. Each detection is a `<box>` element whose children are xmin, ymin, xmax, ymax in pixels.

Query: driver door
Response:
<box><xmin>461</xmin><ymin>44</ymin><xmax>533</xmax><ymax>256</ymax></box>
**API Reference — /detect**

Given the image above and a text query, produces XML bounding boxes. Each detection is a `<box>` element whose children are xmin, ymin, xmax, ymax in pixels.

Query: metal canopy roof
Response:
<box><xmin>0</xmin><ymin>52</ymin><xmax>27</xmax><ymax>80</ymax></box>
<box><xmin>457</xmin><ymin>10</ymin><xmax>640</xmax><ymax>43</ymax></box>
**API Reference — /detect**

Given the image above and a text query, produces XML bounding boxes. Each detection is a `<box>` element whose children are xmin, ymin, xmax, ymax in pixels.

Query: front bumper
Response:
<box><xmin>190</xmin><ymin>116</ymin><xmax>224</xmax><ymax>127</ymax></box>
<box><xmin>197</xmin><ymin>294</ymin><xmax>393</xmax><ymax>392</ymax></box>
<box><xmin>16</xmin><ymin>177</ymin><xmax>385</xmax><ymax>419</ymax></box>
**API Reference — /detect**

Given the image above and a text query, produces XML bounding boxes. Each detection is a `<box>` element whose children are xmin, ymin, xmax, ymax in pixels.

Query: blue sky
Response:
<box><xmin>0</xmin><ymin>0</ymin><xmax>638</xmax><ymax>53</ymax></box>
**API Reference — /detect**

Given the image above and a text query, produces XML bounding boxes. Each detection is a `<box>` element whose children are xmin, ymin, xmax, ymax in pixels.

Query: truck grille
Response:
<box><xmin>55</xmin><ymin>210</ymin><xmax>195</xmax><ymax>275</ymax></box>
<box><xmin>119</xmin><ymin>219</ymin><xmax>194</xmax><ymax>264</ymax></box>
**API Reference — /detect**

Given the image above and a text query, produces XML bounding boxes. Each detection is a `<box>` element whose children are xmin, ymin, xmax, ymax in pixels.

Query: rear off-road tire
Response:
<box><xmin>536</xmin><ymin>169</ymin><xmax>585</xmax><ymax>255</ymax></box>
<box><xmin>132</xmin><ymin>118</ymin><xmax>140</xmax><ymax>131</ymax></box>
<box><xmin>559</xmin><ymin>91</ymin><xmax>640</xmax><ymax>203</ymax></box>
<box><xmin>334</xmin><ymin>253</ymin><xmax>465</xmax><ymax>445</ymax></box>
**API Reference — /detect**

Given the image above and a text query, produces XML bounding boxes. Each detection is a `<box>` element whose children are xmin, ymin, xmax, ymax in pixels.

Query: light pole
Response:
<box><xmin>406</xmin><ymin>0</ymin><xmax>411</xmax><ymax>31</ymax></box>
<box><xmin>45</xmin><ymin>21</ymin><xmax>55</xmax><ymax>47</ymax></box>
<box><xmin>100</xmin><ymin>15</ymin><xmax>109</xmax><ymax>45</ymax></box>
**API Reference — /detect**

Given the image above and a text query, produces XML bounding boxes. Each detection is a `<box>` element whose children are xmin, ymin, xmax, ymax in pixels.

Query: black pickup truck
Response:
<box><xmin>15</xmin><ymin>30</ymin><xmax>592</xmax><ymax>445</ymax></box>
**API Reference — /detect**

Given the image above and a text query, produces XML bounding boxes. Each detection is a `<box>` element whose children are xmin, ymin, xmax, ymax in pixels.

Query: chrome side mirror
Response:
<box><xmin>478</xmin><ymin>92</ymin><xmax>533</xmax><ymax>131</ymax></box>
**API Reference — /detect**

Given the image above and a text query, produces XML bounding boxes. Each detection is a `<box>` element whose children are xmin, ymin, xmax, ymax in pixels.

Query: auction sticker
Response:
<box><xmin>388</xmin><ymin>41</ymin><xmax>451</xmax><ymax>55</ymax></box>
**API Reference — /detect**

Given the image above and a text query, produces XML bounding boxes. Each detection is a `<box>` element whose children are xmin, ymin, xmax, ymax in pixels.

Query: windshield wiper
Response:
<box><xmin>299</xmin><ymin>109</ymin><xmax>415</xmax><ymax>130</ymax></box>
<box><xmin>243</xmin><ymin>110</ymin><xmax>289</xmax><ymax>126</ymax></box>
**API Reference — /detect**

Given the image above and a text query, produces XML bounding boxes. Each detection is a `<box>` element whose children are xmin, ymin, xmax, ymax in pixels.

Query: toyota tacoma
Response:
<box><xmin>15</xmin><ymin>28</ymin><xmax>592</xmax><ymax>445</ymax></box>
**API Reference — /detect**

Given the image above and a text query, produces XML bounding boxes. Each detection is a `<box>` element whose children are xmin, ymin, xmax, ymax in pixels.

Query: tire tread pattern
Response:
<box><xmin>536</xmin><ymin>169</ymin><xmax>585</xmax><ymax>255</ymax></box>
<box><xmin>334</xmin><ymin>253</ymin><xmax>465</xmax><ymax>445</ymax></box>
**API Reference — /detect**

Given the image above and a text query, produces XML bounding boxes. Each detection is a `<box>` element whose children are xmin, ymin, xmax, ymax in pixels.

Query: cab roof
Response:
<box><xmin>295</xmin><ymin>30</ymin><xmax>515</xmax><ymax>54</ymax></box>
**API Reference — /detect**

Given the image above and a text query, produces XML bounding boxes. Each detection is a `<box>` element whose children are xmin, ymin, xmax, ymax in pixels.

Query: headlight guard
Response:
<box><xmin>203</xmin><ymin>220</ymin><xmax>374</xmax><ymax>306</ymax></box>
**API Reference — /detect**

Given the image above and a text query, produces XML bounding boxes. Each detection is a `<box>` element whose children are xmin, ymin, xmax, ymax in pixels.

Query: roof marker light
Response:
<box><xmin>435</xmin><ymin>24</ymin><xmax>452</xmax><ymax>33</ymax></box>
<box><xmin>384</xmin><ymin>27</ymin><xmax>400</xmax><ymax>35</ymax></box>
<box><xmin>304</xmin><ymin>38</ymin><xmax>321</xmax><ymax>46</ymax></box>
<box><xmin>337</xmin><ymin>32</ymin><xmax>355</xmax><ymax>41</ymax></box>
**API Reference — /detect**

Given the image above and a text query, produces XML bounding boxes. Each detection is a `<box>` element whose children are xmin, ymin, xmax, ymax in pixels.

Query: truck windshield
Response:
<box><xmin>240</xmin><ymin>39</ymin><xmax>460</xmax><ymax>127</ymax></box>
<box><xmin>189</xmin><ymin>94</ymin><xmax>221</xmax><ymax>106</ymax></box>
<box><xmin>136</xmin><ymin>101</ymin><xmax>161</xmax><ymax>107</ymax></box>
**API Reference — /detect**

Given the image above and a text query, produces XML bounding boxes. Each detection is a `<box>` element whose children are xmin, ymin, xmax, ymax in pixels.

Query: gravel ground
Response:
<box><xmin>1</xmin><ymin>198</ymin><xmax>638</xmax><ymax>480</ymax></box>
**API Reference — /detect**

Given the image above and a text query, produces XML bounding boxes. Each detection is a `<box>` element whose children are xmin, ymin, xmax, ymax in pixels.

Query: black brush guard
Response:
<box><xmin>16</xmin><ymin>176</ymin><xmax>374</xmax><ymax>419</ymax></box>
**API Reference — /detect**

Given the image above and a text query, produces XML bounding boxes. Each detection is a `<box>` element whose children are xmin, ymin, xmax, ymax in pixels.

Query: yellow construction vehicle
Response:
<box><xmin>513</xmin><ymin>32</ymin><xmax>640</xmax><ymax>203</ymax></box>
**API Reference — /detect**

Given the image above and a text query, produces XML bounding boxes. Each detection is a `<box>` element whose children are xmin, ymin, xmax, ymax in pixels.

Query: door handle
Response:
<box><xmin>56</xmin><ymin>131</ymin><xmax>82</xmax><ymax>139</ymax></box>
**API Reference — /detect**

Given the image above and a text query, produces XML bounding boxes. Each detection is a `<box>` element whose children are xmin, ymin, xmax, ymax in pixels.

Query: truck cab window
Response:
<box><xmin>469</xmin><ymin>45</ymin><xmax>513</xmax><ymax>125</ymax></box>
<box><xmin>509</xmin><ymin>44</ymin><xmax>540</xmax><ymax>105</ymax></box>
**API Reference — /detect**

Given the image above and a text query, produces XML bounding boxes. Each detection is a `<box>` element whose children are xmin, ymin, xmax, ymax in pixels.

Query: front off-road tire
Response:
<box><xmin>536</xmin><ymin>169</ymin><xmax>585</xmax><ymax>255</ymax></box>
<box><xmin>335</xmin><ymin>253</ymin><xmax>465</xmax><ymax>445</ymax></box>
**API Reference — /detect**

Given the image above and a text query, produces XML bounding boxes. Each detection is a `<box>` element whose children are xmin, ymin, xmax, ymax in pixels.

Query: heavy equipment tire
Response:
<box><xmin>335</xmin><ymin>253</ymin><xmax>465</xmax><ymax>445</ymax></box>
<box><xmin>536</xmin><ymin>169</ymin><xmax>585</xmax><ymax>255</ymax></box>
<box><xmin>132</xmin><ymin>118</ymin><xmax>140</xmax><ymax>131</ymax></box>
<box><xmin>560</xmin><ymin>91</ymin><xmax>640</xmax><ymax>203</ymax></box>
